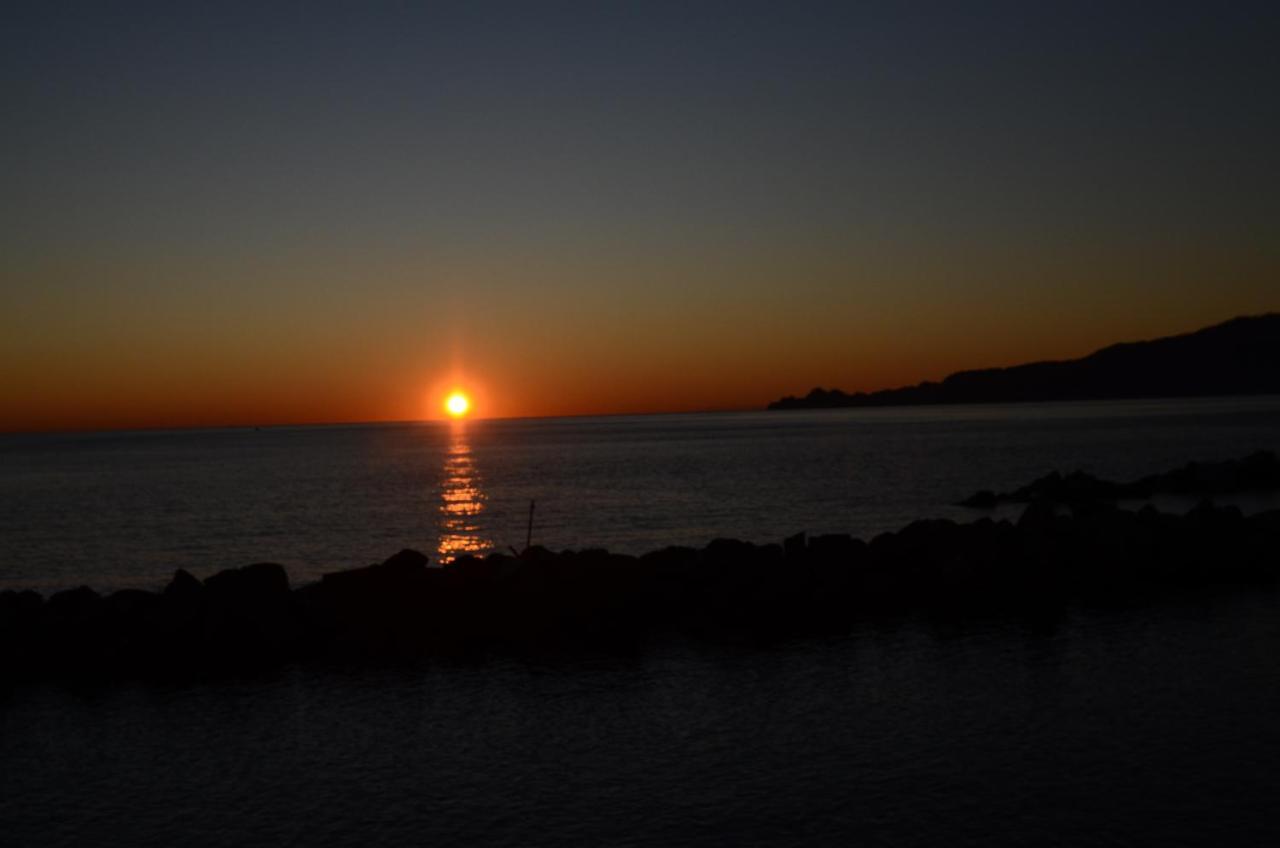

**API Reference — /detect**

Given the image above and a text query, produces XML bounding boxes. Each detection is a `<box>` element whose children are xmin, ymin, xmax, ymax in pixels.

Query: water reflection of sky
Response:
<box><xmin>437</xmin><ymin>424</ymin><xmax>493</xmax><ymax>562</ymax></box>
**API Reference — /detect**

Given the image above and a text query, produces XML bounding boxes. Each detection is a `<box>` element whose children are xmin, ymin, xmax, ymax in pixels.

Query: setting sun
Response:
<box><xmin>444</xmin><ymin>391</ymin><xmax>471</xmax><ymax>418</ymax></box>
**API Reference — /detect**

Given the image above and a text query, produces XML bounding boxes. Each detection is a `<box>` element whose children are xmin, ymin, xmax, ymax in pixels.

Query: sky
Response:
<box><xmin>2</xmin><ymin>1</ymin><xmax>1278</xmax><ymax>431</ymax></box>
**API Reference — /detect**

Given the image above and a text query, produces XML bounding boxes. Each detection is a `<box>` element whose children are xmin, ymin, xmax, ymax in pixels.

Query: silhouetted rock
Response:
<box><xmin>0</xmin><ymin>589</ymin><xmax>44</xmax><ymax>624</ymax></box>
<box><xmin>807</xmin><ymin>533</ymin><xmax>862</xmax><ymax>559</ymax></box>
<box><xmin>201</xmin><ymin>563</ymin><xmax>297</xmax><ymax>665</ymax></box>
<box><xmin>3</xmin><ymin>459</ymin><xmax>1279</xmax><ymax>682</ymax></box>
<box><xmin>381</xmin><ymin>548</ymin><xmax>430</xmax><ymax>571</ymax></box>
<box><xmin>297</xmin><ymin>549</ymin><xmax>440</xmax><ymax>657</ymax></box>
<box><xmin>960</xmin><ymin>490</ymin><xmax>999</xmax><ymax>508</ymax></box>
<box><xmin>959</xmin><ymin>451</ymin><xmax>1280</xmax><ymax>507</ymax></box>
<box><xmin>105</xmin><ymin>589</ymin><xmax>157</xmax><ymax>618</ymax></box>
<box><xmin>1018</xmin><ymin>499</ymin><xmax>1062</xmax><ymax>531</ymax></box>
<box><xmin>318</xmin><ymin>548</ymin><xmax>430</xmax><ymax>592</ymax></box>
<box><xmin>204</xmin><ymin>562</ymin><xmax>290</xmax><ymax>600</ymax></box>
<box><xmin>47</xmin><ymin>586</ymin><xmax>102</xmax><ymax>620</ymax></box>
<box><xmin>145</xmin><ymin>567</ymin><xmax>207</xmax><ymax>672</ymax></box>
<box><xmin>164</xmin><ymin>568</ymin><xmax>204</xmax><ymax>601</ymax></box>
<box><xmin>769</xmin><ymin>314</ymin><xmax>1280</xmax><ymax>410</ymax></box>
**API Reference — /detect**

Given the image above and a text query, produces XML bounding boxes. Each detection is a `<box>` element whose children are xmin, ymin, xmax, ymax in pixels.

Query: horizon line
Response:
<box><xmin>0</xmin><ymin>403</ymin><xmax>761</xmax><ymax>438</ymax></box>
<box><xmin>6</xmin><ymin>393</ymin><xmax>1280</xmax><ymax>439</ymax></box>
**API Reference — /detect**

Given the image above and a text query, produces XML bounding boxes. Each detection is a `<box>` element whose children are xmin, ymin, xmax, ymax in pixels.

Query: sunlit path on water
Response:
<box><xmin>437</xmin><ymin>422</ymin><xmax>492</xmax><ymax>562</ymax></box>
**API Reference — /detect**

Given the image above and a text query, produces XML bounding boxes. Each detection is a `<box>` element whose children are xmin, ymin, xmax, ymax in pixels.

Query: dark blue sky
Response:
<box><xmin>3</xmin><ymin>1</ymin><xmax>1278</xmax><ymax>427</ymax></box>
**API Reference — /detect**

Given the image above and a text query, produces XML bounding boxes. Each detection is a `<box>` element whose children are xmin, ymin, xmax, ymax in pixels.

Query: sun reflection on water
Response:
<box><xmin>437</xmin><ymin>423</ymin><xmax>493</xmax><ymax>562</ymax></box>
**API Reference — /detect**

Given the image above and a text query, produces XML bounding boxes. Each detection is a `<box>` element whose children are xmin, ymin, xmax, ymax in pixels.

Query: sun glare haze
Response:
<box><xmin>445</xmin><ymin>392</ymin><xmax>471</xmax><ymax>418</ymax></box>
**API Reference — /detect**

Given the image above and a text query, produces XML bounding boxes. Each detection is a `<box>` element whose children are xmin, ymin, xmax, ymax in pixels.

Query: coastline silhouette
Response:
<box><xmin>768</xmin><ymin>314</ymin><xmax>1280</xmax><ymax>410</ymax></box>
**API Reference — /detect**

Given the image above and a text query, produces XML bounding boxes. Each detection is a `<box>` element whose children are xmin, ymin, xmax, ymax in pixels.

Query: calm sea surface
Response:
<box><xmin>3</xmin><ymin>593</ymin><xmax>1280</xmax><ymax>847</ymax></box>
<box><xmin>4</xmin><ymin>398</ymin><xmax>1280</xmax><ymax>846</ymax></box>
<box><xmin>2</xmin><ymin>396</ymin><xmax>1280</xmax><ymax>593</ymax></box>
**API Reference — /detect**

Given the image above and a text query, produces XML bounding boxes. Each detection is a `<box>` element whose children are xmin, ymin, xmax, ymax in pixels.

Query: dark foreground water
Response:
<box><xmin>3</xmin><ymin>587</ymin><xmax>1279</xmax><ymax>847</ymax></box>
<box><xmin>3</xmin><ymin>396</ymin><xmax>1280</xmax><ymax>592</ymax></box>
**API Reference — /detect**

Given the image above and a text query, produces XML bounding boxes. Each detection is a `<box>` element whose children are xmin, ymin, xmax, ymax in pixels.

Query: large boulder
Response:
<box><xmin>46</xmin><ymin>585</ymin><xmax>101</xmax><ymax>621</ymax></box>
<box><xmin>300</xmin><ymin>550</ymin><xmax>438</xmax><ymax>655</ymax></box>
<box><xmin>0</xmin><ymin>589</ymin><xmax>44</xmax><ymax>628</ymax></box>
<box><xmin>0</xmin><ymin>590</ymin><xmax>47</xmax><ymax>673</ymax></box>
<box><xmin>164</xmin><ymin>568</ymin><xmax>204</xmax><ymax>603</ymax></box>
<box><xmin>104</xmin><ymin>589</ymin><xmax>158</xmax><ymax>625</ymax></box>
<box><xmin>201</xmin><ymin>563</ymin><xmax>297</xmax><ymax>664</ymax></box>
<box><xmin>204</xmin><ymin>562</ymin><xmax>290</xmax><ymax>601</ymax></box>
<box><xmin>381</xmin><ymin>548</ymin><xmax>430</xmax><ymax>572</ymax></box>
<box><xmin>319</xmin><ymin>549</ymin><xmax>430</xmax><ymax>592</ymax></box>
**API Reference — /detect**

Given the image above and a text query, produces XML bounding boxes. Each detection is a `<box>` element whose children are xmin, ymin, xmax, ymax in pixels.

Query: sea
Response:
<box><xmin>3</xmin><ymin>396</ymin><xmax>1280</xmax><ymax>594</ymax></box>
<box><xmin>3</xmin><ymin>396</ymin><xmax>1280</xmax><ymax>846</ymax></box>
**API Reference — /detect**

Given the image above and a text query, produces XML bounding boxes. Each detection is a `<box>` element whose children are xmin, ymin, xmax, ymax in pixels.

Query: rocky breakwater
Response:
<box><xmin>3</xmin><ymin>502</ymin><xmax>1279</xmax><ymax>682</ymax></box>
<box><xmin>959</xmin><ymin>450</ymin><xmax>1280</xmax><ymax>508</ymax></box>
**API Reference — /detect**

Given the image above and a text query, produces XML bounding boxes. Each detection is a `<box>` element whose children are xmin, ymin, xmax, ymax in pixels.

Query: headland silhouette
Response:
<box><xmin>768</xmin><ymin>314</ymin><xmax>1280</xmax><ymax>410</ymax></box>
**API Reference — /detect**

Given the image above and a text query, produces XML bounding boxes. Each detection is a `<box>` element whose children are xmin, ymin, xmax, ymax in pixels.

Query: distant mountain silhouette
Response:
<box><xmin>768</xmin><ymin>314</ymin><xmax>1280</xmax><ymax>410</ymax></box>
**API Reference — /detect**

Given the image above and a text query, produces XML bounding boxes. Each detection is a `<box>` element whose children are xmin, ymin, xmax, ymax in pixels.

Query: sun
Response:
<box><xmin>444</xmin><ymin>391</ymin><xmax>471</xmax><ymax>418</ymax></box>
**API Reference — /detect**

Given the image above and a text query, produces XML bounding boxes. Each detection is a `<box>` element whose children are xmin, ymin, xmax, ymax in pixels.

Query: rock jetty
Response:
<box><xmin>958</xmin><ymin>450</ymin><xmax>1280</xmax><ymax>508</ymax></box>
<box><xmin>3</xmin><ymin>497</ymin><xmax>1278</xmax><ymax>682</ymax></box>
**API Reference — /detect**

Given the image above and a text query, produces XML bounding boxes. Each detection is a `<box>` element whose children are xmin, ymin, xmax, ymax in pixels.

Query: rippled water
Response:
<box><xmin>2</xmin><ymin>396</ymin><xmax>1280</xmax><ymax>592</ymax></box>
<box><xmin>3</xmin><ymin>589</ymin><xmax>1279</xmax><ymax>847</ymax></box>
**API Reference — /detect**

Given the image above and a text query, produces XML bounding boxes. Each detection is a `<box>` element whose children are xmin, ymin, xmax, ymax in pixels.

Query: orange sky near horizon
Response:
<box><xmin>3</xmin><ymin>212</ymin><xmax>1277</xmax><ymax>433</ymax></box>
<box><xmin>3</xmin><ymin>285</ymin><xmax>1275</xmax><ymax>433</ymax></box>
